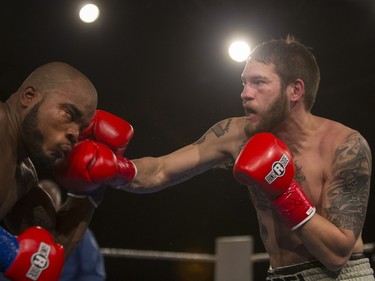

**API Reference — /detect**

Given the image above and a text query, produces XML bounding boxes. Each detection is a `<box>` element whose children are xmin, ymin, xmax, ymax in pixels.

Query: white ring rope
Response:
<box><xmin>101</xmin><ymin>243</ymin><xmax>374</xmax><ymax>263</ymax></box>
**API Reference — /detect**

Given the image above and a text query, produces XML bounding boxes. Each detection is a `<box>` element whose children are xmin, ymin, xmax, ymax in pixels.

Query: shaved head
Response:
<box><xmin>15</xmin><ymin>61</ymin><xmax>98</xmax><ymax>123</ymax></box>
<box><xmin>19</xmin><ymin>62</ymin><xmax>96</xmax><ymax>96</ymax></box>
<box><xmin>6</xmin><ymin>61</ymin><xmax>99</xmax><ymax>173</ymax></box>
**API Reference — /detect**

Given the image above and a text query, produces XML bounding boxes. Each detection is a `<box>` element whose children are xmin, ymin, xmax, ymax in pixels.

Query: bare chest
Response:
<box><xmin>248</xmin><ymin>148</ymin><xmax>329</xmax><ymax>215</ymax></box>
<box><xmin>292</xmin><ymin>152</ymin><xmax>328</xmax><ymax>207</ymax></box>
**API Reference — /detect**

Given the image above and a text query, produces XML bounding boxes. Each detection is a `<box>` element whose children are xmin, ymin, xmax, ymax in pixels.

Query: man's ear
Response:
<box><xmin>290</xmin><ymin>79</ymin><xmax>304</xmax><ymax>102</ymax></box>
<box><xmin>20</xmin><ymin>86</ymin><xmax>41</xmax><ymax>108</ymax></box>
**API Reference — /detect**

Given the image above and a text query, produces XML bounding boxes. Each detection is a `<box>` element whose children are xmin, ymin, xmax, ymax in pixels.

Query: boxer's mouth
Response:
<box><xmin>244</xmin><ymin>107</ymin><xmax>257</xmax><ymax>116</ymax></box>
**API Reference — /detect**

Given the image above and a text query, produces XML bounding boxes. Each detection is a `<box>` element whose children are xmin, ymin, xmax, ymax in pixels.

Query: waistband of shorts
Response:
<box><xmin>268</xmin><ymin>253</ymin><xmax>366</xmax><ymax>276</ymax></box>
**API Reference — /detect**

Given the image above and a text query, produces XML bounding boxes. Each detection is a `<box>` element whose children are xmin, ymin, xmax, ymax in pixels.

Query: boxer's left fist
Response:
<box><xmin>233</xmin><ymin>132</ymin><xmax>316</xmax><ymax>230</ymax></box>
<box><xmin>79</xmin><ymin>110</ymin><xmax>134</xmax><ymax>156</ymax></box>
<box><xmin>1</xmin><ymin>226</ymin><xmax>64</xmax><ymax>281</ymax></box>
<box><xmin>54</xmin><ymin>140</ymin><xmax>136</xmax><ymax>193</ymax></box>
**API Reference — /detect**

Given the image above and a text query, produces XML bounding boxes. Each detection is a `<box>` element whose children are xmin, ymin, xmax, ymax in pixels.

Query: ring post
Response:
<box><xmin>215</xmin><ymin>235</ymin><xmax>253</xmax><ymax>281</ymax></box>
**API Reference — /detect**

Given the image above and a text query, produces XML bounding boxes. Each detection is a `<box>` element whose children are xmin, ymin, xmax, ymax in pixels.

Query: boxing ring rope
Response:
<box><xmin>100</xmin><ymin>236</ymin><xmax>374</xmax><ymax>281</ymax></box>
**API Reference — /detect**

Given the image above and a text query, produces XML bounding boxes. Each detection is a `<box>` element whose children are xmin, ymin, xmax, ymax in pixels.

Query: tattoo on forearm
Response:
<box><xmin>325</xmin><ymin>133</ymin><xmax>371</xmax><ymax>237</ymax></box>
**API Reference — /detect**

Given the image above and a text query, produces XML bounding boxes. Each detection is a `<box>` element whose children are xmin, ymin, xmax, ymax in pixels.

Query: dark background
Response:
<box><xmin>1</xmin><ymin>0</ymin><xmax>375</xmax><ymax>280</ymax></box>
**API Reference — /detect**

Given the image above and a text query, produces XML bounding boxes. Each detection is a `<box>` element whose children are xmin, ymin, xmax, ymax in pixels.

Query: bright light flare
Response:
<box><xmin>228</xmin><ymin>41</ymin><xmax>251</xmax><ymax>62</ymax></box>
<box><xmin>79</xmin><ymin>4</ymin><xmax>100</xmax><ymax>23</ymax></box>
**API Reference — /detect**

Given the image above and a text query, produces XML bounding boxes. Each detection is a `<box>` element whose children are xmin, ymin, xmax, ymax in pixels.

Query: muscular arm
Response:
<box><xmin>54</xmin><ymin>196</ymin><xmax>95</xmax><ymax>257</ymax></box>
<box><xmin>3</xmin><ymin>185</ymin><xmax>95</xmax><ymax>258</ymax></box>
<box><xmin>121</xmin><ymin>118</ymin><xmax>245</xmax><ymax>193</ymax></box>
<box><xmin>3</xmin><ymin>186</ymin><xmax>57</xmax><ymax>234</ymax></box>
<box><xmin>296</xmin><ymin>132</ymin><xmax>372</xmax><ymax>270</ymax></box>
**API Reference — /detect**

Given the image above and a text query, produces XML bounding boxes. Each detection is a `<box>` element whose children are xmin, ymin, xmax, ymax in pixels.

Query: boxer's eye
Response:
<box><xmin>253</xmin><ymin>79</ymin><xmax>265</xmax><ymax>85</ymax></box>
<box><xmin>64</xmin><ymin>109</ymin><xmax>73</xmax><ymax>121</ymax></box>
<box><xmin>61</xmin><ymin>104</ymin><xmax>82</xmax><ymax>123</ymax></box>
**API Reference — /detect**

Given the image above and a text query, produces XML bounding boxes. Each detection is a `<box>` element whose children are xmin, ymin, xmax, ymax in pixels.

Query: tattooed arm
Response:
<box><xmin>120</xmin><ymin>117</ymin><xmax>247</xmax><ymax>193</ymax></box>
<box><xmin>295</xmin><ymin>132</ymin><xmax>372</xmax><ymax>271</ymax></box>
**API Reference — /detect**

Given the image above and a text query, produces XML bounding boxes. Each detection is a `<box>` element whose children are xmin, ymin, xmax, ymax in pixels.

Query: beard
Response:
<box><xmin>21</xmin><ymin>102</ymin><xmax>54</xmax><ymax>178</ymax></box>
<box><xmin>244</xmin><ymin>89</ymin><xmax>289</xmax><ymax>138</ymax></box>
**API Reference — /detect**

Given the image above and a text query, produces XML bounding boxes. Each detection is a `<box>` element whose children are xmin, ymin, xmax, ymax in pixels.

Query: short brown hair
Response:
<box><xmin>249</xmin><ymin>35</ymin><xmax>320</xmax><ymax>111</ymax></box>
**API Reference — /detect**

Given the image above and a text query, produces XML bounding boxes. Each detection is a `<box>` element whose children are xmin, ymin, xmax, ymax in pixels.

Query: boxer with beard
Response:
<box><xmin>118</xmin><ymin>36</ymin><xmax>374</xmax><ymax>280</ymax></box>
<box><xmin>0</xmin><ymin>62</ymin><xmax>99</xmax><ymax>281</ymax></box>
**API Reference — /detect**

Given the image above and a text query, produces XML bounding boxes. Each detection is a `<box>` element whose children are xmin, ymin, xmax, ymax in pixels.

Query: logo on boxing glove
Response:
<box><xmin>26</xmin><ymin>242</ymin><xmax>51</xmax><ymax>280</ymax></box>
<box><xmin>265</xmin><ymin>154</ymin><xmax>290</xmax><ymax>184</ymax></box>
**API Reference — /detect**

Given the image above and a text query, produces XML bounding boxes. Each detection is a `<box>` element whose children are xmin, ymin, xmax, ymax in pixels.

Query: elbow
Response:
<box><xmin>323</xmin><ymin>260</ymin><xmax>347</xmax><ymax>272</ymax></box>
<box><xmin>322</xmin><ymin>254</ymin><xmax>352</xmax><ymax>272</ymax></box>
<box><xmin>318</xmin><ymin>230</ymin><xmax>358</xmax><ymax>272</ymax></box>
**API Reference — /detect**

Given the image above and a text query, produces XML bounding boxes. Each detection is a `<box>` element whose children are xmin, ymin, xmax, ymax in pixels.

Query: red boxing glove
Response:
<box><xmin>54</xmin><ymin>140</ymin><xmax>137</xmax><ymax>193</ymax></box>
<box><xmin>79</xmin><ymin>110</ymin><xmax>134</xmax><ymax>156</ymax></box>
<box><xmin>233</xmin><ymin>132</ymin><xmax>316</xmax><ymax>230</ymax></box>
<box><xmin>3</xmin><ymin>226</ymin><xmax>64</xmax><ymax>281</ymax></box>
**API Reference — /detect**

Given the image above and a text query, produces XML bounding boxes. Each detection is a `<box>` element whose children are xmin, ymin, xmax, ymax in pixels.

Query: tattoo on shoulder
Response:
<box><xmin>194</xmin><ymin>135</ymin><xmax>206</xmax><ymax>145</ymax></box>
<box><xmin>193</xmin><ymin>119</ymin><xmax>232</xmax><ymax>145</ymax></box>
<box><xmin>325</xmin><ymin>133</ymin><xmax>372</xmax><ymax>237</ymax></box>
<box><xmin>212</xmin><ymin>119</ymin><xmax>232</xmax><ymax>137</ymax></box>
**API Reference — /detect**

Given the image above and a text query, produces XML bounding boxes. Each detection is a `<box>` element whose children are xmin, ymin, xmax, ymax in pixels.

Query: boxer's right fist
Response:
<box><xmin>0</xmin><ymin>226</ymin><xmax>64</xmax><ymax>281</ymax></box>
<box><xmin>79</xmin><ymin>110</ymin><xmax>134</xmax><ymax>156</ymax></box>
<box><xmin>233</xmin><ymin>133</ymin><xmax>316</xmax><ymax>230</ymax></box>
<box><xmin>54</xmin><ymin>140</ymin><xmax>137</xmax><ymax>193</ymax></box>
